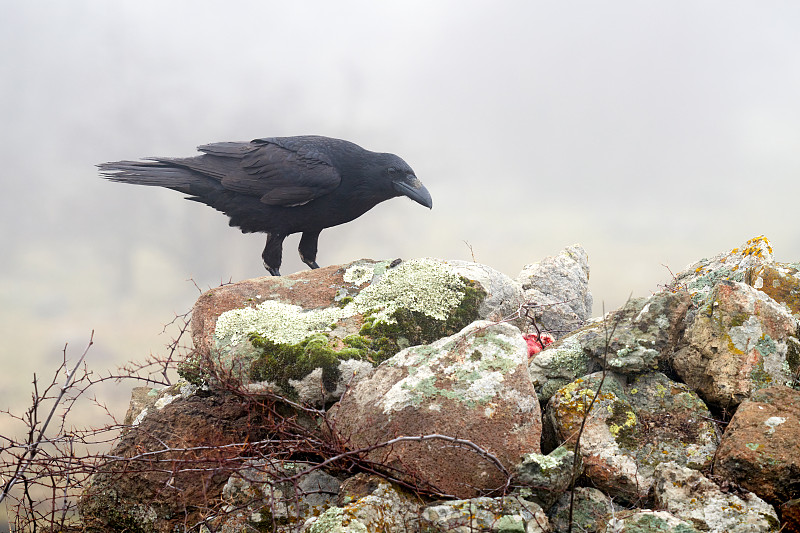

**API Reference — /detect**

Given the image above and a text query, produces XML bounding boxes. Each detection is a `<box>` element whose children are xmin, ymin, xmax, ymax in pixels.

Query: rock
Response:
<box><xmin>528</xmin><ymin>330</ymin><xmax>601</xmax><ymax>403</ymax></box>
<box><xmin>746</xmin><ymin>262</ymin><xmax>800</xmax><ymax>315</ymax></box>
<box><xmin>327</xmin><ymin>320</ymin><xmax>541</xmax><ymax>499</ymax></box>
<box><xmin>652</xmin><ymin>461</ymin><xmax>778</xmax><ymax>533</ymax></box>
<box><xmin>211</xmin><ymin>460</ymin><xmax>340</xmax><ymax>532</ymax></box>
<box><xmin>781</xmin><ymin>498</ymin><xmax>800</xmax><ymax>533</ymax></box>
<box><xmin>671</xmin><ymin>280</ymin><xmax>800</xmax><ymax>409</ymax></box>
<box><xmin>445</xmin><ymin>259</ymin><xmax>527</xmax><ymax>322</ymax></box>
<box><xmin>529</xmin><ymin>290</ymin><xmax>690</xmax><ymax>402</ymax></box>
<box><xmin>671</xmin><ymin>235</ymin><xmax>774</xmax><ymax>306</ymax></box>
<box><xmin>713</xmin><ymin>385</ymin><xmax>800</xmax><ymax>506</ymax></box>
<box><xmin>604</xmin><ymin>510</ymin><xmax>703</xmax><ymax>533</ymax></box>
<box><xmin>581</xmin><ymin>291</ymin><xmax>691</xmax><ymax>374</ymax></box>
<box><xmin>187</xmin><ymin>258</ymin><xmax>502</xmax><ymax>405</ymax></box>
<box><xmin>517</xmin><ymin>244</ymin><xmax>593</xmax><ymax>339</ymax></box>
<box><xmin>545</xmin><ymin>372</ymin><xmax>718</xmax><ymax>504</ymax></box>
<box><xmin>547</xmin><ymin>487</ymin><xmax>617</xmax><ymax>533</ymax></box>
<box><xmin>514</xmin><ymin>446</ymin><xmax>580</xmax><ymax>509</ymax></box>
<box><xmin>303</xmin><ymin>476</ymin><xmax>420</xmax><ymax>533</ymax></box>
<box><xmin>80</xmin><ymin>391</ymin><xmax>277</xmax><ymax>533</ymax></box>
<box><xmin>122</xmin><ymin>381</ymin><xmax>198</xmax><ymax>427</ymax></box>
<box><xmin>420</xmin><ymin>496</ymin><xmax>549</xmax><ymax>532</ymax></box>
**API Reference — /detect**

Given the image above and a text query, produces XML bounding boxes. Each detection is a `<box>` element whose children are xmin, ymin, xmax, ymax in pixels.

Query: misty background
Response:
<box><xmin>2</xmin><ymin>1</ymin><xmax>800</xmax><ymax>430</ymax></box>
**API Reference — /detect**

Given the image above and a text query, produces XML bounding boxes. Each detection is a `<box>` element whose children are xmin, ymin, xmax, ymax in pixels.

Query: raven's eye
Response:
<box><xmin>387</xmin><ymin>167</ymin><xmax>397</xmax><ymax>175</ymax></box>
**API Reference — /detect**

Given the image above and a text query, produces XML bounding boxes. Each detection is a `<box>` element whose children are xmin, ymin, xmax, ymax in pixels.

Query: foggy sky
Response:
<box><xmin>2</xmin><ymin>1</ymin><xmax>800</xmax><ymax>418</ymax></box>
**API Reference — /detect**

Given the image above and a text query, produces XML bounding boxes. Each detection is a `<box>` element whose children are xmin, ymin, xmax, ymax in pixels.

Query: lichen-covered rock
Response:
<box><xmin>445</xmin><ymin>259</ymin><xmax>526</xmax><ymax>322</ymax></box>
<box><xmin>603</xmin><ymin>510</ymin><xmax>703</xmax><ymax>533</ymax></box>
<box><xmin>517</xmin><ymin>244</ymin><xmax>593</xmax><ymax>339</ymax></box>
<box><xmin>671</xmin><ymin>280</ymin><xmax>800</xmax><ymax>409</ymax></box>
<box><xmin>122</xmin><ymin>381</ymin><xmax>198</xmax><ymax>428</ymax></box>
<box><xmin>547</xmin><ymin>487</ymin><xmax>617</xmax><ymax>533</ymax></box>
<box><xmin>545</xmin><ymin>372</ymin><xmax>718</xmax><ymax>504</ymax></box>
<box><xmin>747</xmin><ymin>262</ymin><xmax>800</xmax><ymax>316</ymax></box>
<box><xmin>187</xmin><ymin>258</ymin><xmax>498</xmax><ymax>405</ymax></box>
<box><xmin>303</xmin><ymin>476</ymin><xmax>419</xmax><ymax>533</ymax></box>
<box><xmin>210</xmin><ymin>460</ymin><xmax>340</xmax><ymax>532</ymax></box>
<box><xmin>80</xmin><ymin>391</ymin><xmax>276</xmax><ymax>533</ymax></box>
<box><xmin>528</xmin><ymin>329</ymin><xmax>601</xmax><ymax>403</ymax></box>
<box><xmin>514</xmin><ymin>446</ymin><xmax>580</xmax><ymax>509</ymax></box>
<box><xmin>420</xmin><ymin>495</ymin><xmax>549</xmax><ymax>532</ymax></box>
<box><xmin>713</xmin><ymin>385</ymin><xmax>800</xmax><ymax>506</ymax></box>
<box><xmin>580</xmin><ymin>291</ymin><xmax>691</xmax><ymax>374</ymax></box>
<box><xmin>671</xmin><ymin>235</ymin><xmax>774</xmax><ymax>306</ymax></box>
<box><xmin>327</xmin><ymin>321</ymin><xmax>541</xmax><ymax>499</ymax></box>
<box><xmin>652</xmin><ymin>461</ymin><xmax>778</xmax><ymax>533</ymax></box>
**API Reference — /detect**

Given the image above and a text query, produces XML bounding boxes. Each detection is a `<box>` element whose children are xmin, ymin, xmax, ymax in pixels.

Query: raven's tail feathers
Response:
<box><xmin>98</xmin><ymin>160</ymin><xmax>210</xmax><ymax>196</ymax></box>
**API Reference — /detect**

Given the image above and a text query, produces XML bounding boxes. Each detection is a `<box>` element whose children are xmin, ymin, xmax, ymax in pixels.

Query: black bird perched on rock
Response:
<box><xmin>99</xmin><ymin>135</ymin><xmax>432</xmax><ymax>275</ymax></box>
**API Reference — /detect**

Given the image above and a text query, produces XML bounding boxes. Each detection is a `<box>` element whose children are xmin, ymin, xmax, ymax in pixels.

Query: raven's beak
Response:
<box><xmin>393</xmin><ymin>175</ymin><xmax>433</xmax><ymax>209</ymax></box>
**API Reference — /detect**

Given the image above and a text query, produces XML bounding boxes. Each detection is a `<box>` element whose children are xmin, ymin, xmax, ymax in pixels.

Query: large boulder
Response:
<box><xmin>545</xmin><ymin>371</ymin><xmax>718</xmax><ymax>504</ymax></box>
<box><xmin>671</xmin><ymin>280</ymin><xmax>800</xmax><ymax>409</ymax></box>
<box><xmin>713</xmin><ymin>385</ymin><xmax>800</xmax><ymax>506</ymax></box>
<box><xmin>80</xmin><ymin>390</ymin><xmax>276</xmax><ymax>533</ymax></box>
<box><xmin>652</xmin><ymin>461</ymin><xmax>778</xmax><ymax>533</ymax></box>
<box><xmin>187</xmin><ymin>258</ymin><xmax>525</xmax><ymax>405</ymax></box>
<box><xmin>516</xmin><ymin>244</ymin><xmax>593</xmax><ymax>339</ymax></box>
<box><xmin>327</xmin><ymin>320</ymin><xmax>541</xmax><ymax>499</ymax></box>
<box><xmin>580</xmin><ymin>290</ymin><xmax>691</xmax><ymax>374</ymax></box>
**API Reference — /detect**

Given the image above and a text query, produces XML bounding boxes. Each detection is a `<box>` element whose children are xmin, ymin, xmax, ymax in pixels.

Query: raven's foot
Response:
<box><xmin>264</xmin><ymin>261</ymin><xmax>281</xmax><ymax>276</ymax></box>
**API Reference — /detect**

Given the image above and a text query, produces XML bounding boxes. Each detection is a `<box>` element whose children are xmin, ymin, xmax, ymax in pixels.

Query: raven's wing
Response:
<box><xmin>195</xmin><ymin>137</ymin><xmax>342</xmax><ymax>207</ymax></box>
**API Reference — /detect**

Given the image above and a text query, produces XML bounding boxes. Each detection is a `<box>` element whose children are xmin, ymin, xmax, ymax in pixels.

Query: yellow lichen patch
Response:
<box><xmin>737</xmin><ymin>235</ymin><xmax>773</xmax><ymax>259</ymax></box>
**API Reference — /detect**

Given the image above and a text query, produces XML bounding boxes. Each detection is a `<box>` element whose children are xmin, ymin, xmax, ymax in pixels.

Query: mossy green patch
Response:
<box><xmin>249</xmin><ymin>333</ymin><xmax>363</xmax><ymax>396</ymax></box>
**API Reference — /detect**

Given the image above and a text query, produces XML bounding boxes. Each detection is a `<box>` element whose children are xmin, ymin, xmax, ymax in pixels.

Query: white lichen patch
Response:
<box><xmin>215</xmin><ymin>300</ymin><xmax>344</xmax><ymax>346</ymax></box>
<box><xmin>214</xmin><ymin>258</ymin><xmax>471</xmax><ymax>348</ymax></box>
<box><xmin>347</xmin><ymin>258</ymin><xmax>466</xmax><ymax>323</ymax></box>
<box><xmin>764</xmin><ymin>416</ymin><xmax>786</xmax><ymax>434</ymax></box>
<box><xmin>343</xmin><ymin>263</ymin><xmax>376</xmax><ymax>286</ymax></box>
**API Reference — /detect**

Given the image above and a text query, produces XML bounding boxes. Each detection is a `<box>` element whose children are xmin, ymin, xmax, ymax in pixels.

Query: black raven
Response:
<box><xmin>99</xmin><ymin>136</ymin><xmax>432</xmax><ymax>275</ymax></box>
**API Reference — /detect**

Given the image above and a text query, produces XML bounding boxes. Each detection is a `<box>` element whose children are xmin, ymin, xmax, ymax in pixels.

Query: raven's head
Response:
<box><xmin>383</xmin><ymin>155</ymin><xmax>433</xmax><ymax>209</ymax></box>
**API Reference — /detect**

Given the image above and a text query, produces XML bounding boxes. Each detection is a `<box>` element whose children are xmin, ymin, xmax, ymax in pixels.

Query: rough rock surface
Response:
<box><xmin>581</xmin><ymin>291</ymin><xmax>691</xmax><ymax>374</ymax></box>
<box><xmin>517</xmin><ymin>244</ymin><xmax>593</xmax><ymax>339</ymax></box>
<box><xmin>547</xmin><ymin>487</ymin><xmax>617</xmax><ymax>533</ymax></box>
<box><xmin>420</xmin><ymin>496</ymin><xmax>549</xmax><ymax>533</ymax></box>
<box><xmin>304</xmin><ymin>475</ymin><xmax>420</xmax><ymax>533</ymax></box>
<box><xmin>514</xmin><ymin>445</ymin><xmax>580</xmax><ymax>509</ymax></box>
<box><xmin>653</xmin><ymin>461</ymin><xmax>778</xmax><ymax>533</ymax></box>
<box><xmin>80</xmin><ymin>391</ymin><xmax>276</xmax><ymax>533</ymax></box>
<box><xmin>328</xmin><ymin>321</ymin><xmax>541</xmax><ymax>498</ymax></box>
<box><xmin>672</xmin><ymin>235</ymin><xmax>774</xmax><ymax>305</ymax></box>
<box><xmin>545</xmin><ymin>371</ymin><xmax>718</xmax><ymax>503</ymax></box>
<box><xmin>188</xmin><ymin>258</ymin><xmax>503</xmax><ymax>404</ymax></box>
<box><xmin>604</xmin><ymin>510</ymin><xmax>703</xmax><ymax>532</ymax></box>
<box><xmin>211</xmin><ymin>460</ymin><xmax>341</xmax><ymax>532</ymax></box>
<box><xmin>713</xmin><ymin>385</ymin><xmax>800</xmax><ymax>506</ymax></box>
<box><xmin>528</xmin><ymin>328</ymin><xmax>601</xmax><ymax>403</ymax></box>
<box><xmin>781</xmin><ymin>498</ymin><xmax>800</xmax><ymax>533</ymax></box>
<box><xmin>748</xmin><ymin>262</ymin><xmax>800</xmax><ymax>315</ymax></box>
<box><xmin>671</xmin><ymin>280</ymin><xmax>800</xmax><ymax>409</ymax></box>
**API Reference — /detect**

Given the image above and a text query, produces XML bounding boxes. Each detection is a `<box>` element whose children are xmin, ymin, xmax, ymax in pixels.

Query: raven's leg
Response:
<box><xmin>262</xmin><ymin>232</ymin><xmax>286</xmax><ymax>276</ymax></box>
<box><xmin>298</xmin><ymin>229</ymin><xmax>321</xmax><ymax>270</ymax></box>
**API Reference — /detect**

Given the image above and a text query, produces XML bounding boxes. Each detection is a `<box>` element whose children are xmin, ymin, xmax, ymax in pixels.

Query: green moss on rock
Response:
<box><xmin>359</xmin><ymin>279</ymin><xmax>485</xmax><ymax>364</ymax></box>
